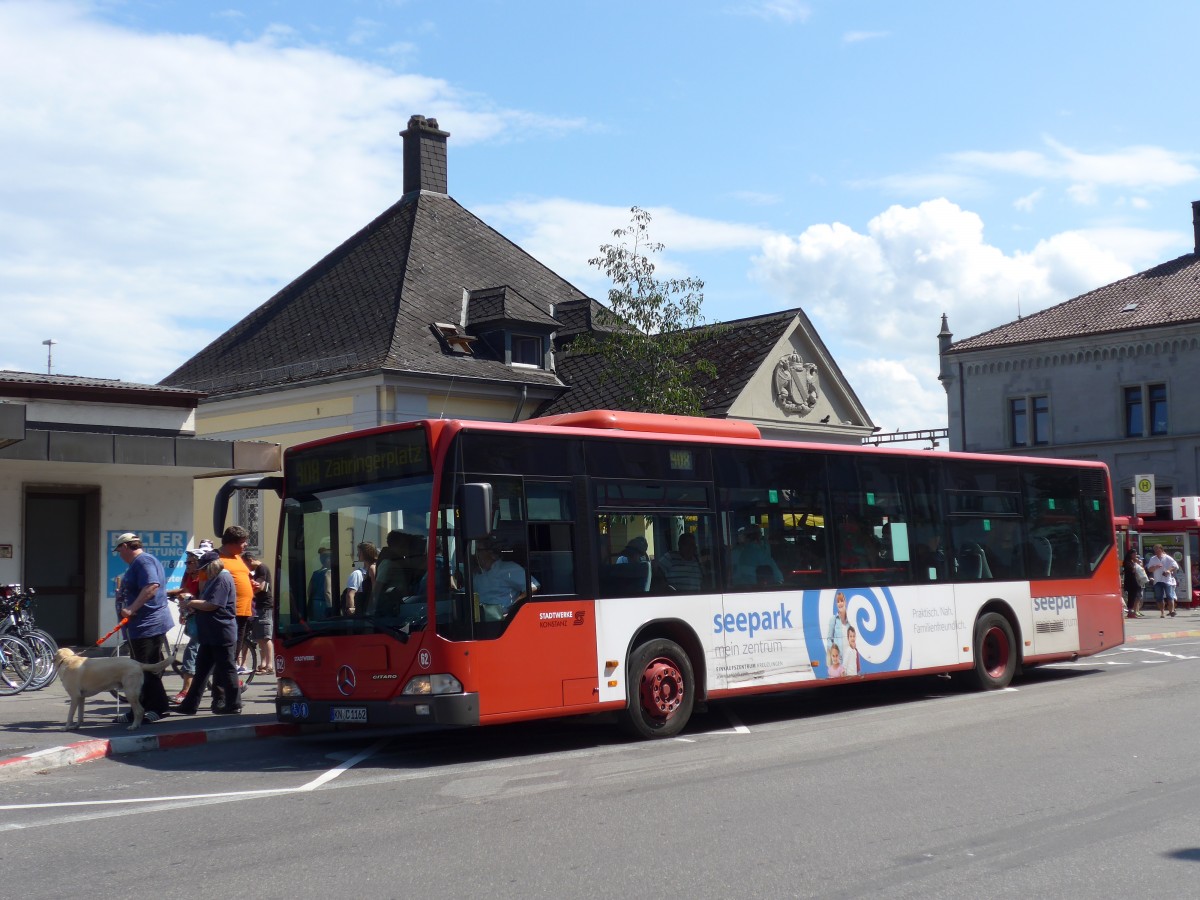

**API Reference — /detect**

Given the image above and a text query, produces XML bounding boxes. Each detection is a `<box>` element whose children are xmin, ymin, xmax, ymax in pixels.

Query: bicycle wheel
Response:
<box><xmin>22</xmin><ymin>631</ymin><xmax>58</xmax><ymax>690</ymax></box>
<box><xmin>0</xmin><ymin>635</ymin><xmax>35</xmax><ymax>695</ymax></box>
<box><xmin>234</xmin><ymin>634</ymin><xmax>257</xmax><ymax>686</ymax></box>
<box><xmin>242</xmin><ymin>644</ymin><xmax>258</xmax><ymax>686</ymax></box>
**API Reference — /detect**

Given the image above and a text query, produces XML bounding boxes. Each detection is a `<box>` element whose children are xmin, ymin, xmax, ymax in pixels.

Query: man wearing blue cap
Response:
<box><xmin>113</xmin><ymin>532</ymin><xmax>173</xmax><ymax>723</ymax></box>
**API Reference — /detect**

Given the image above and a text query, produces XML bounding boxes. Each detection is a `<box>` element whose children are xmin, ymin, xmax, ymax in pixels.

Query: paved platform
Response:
<box><xmin>1122</xmin><ymin>604</ymin><xmax>1200</xmax><ymax>642</ymax></box>
<box><xmin>0</xmin><ymin>662</ymin><xmax>294</xmax><ymax>781</ymax></box>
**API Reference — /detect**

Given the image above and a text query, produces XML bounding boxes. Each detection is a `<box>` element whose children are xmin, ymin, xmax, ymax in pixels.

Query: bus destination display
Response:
<box><xmin>286</xmin><ymin>429</ymin><xmax>430</xmax><ymax>492</ymax></box>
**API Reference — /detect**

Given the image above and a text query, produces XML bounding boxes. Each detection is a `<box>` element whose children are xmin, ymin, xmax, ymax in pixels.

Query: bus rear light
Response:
<box><xmin>607</xmin><ymin>680</ymin><xmax>619</xmax><ymax>688</ymax></box>
<box><xmin>402</xmin><ymin>673</ymin><xmax>463</xmax><ymax>695</ymax></box>
<box><xmin>277</xmin><ymin>678</ymin><xmax>304</xmax><ymax>699</ymax></box>
<box><xmin>605</xmin><ymin>659</ymin><xmax>619</xmax><ymax>670</ymax></box>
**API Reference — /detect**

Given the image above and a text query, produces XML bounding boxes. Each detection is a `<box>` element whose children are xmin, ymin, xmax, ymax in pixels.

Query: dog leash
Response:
<box><xmin>95</xmin><ymin>617</ymin><xmax>129</xmax><ymax>646</ymax></box>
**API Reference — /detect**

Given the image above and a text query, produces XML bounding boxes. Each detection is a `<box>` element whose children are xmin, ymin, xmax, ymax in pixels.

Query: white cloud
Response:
<box><xmin>729</xmin><ymin>190</ymin><xmax>783</xmax><ymax>206</ymax></box>
<box><xmin>1013</xmin><ymin>188</ymin><xmax>1043</xmax><ymax>212</ymax></box>
<box><xmin>856</xmin><ymin>172</ymin><xmax>985</xmax><ymax>198</ymax></box>
<box><xmin>844</xmin><ymin>356</ymin><xmax>947</xmax><ymax>436</ymax></box>
<box><xmin>949</xmin><ymin>136</ymin><xmax>1200</xmax><ymax>190</ymax></box>
<box><xmin>729</xmin><ymin>1</ymin><xmax>812</xmax><ymax>24</ymax></box>
<box><xmin>1067</xmin><ymin>183</ymin><xmax>1099</xmax><ymax>205</ymax></box>
<box><xmin>748</xmin><ymin>199</ymin><xmax>1164</xmax><ymax>432</ymax></box>
<box><xmin>0</xmin><ymin>2</ymin><xmax>586</xmax><ymax>381</ymax></box>
<box><xmin>842</xmin><ymin>31</ymin><xmax>888</xmax><ymax>44</ymax></box>
<box><xmin>476</xmin><ymin>199</ymin><xmax>773</xmax><ymax>290</ymax></box>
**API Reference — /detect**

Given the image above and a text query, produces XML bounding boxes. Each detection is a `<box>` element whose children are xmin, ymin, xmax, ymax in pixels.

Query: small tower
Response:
<box><xmin>937</xmin><ymin>313</ymin><xmax>953</xmax><ymax>393</ymax></box>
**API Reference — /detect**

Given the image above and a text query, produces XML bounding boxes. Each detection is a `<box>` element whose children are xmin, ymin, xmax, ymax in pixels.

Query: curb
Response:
<box><xmin>1126</xmin><ymin>628</ymin><xmax>1200</xmax><ymax>642</ymax></box>
<box><xmin>0</xmin><ymin>722</ymin><xmax>299</xmax><ymax>782</ymax></box>
<box><xmin>0</xmin><ymin>738</ymin><xmax>110</xmax><ymax>780</ymax></box>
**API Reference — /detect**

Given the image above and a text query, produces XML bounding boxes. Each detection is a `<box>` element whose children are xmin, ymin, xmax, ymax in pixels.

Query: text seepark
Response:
<box><xmin>1032</xmin><ymin>595</ymin><xmax>1077</xmax><ymax>614</ymax></box>
<box><xmin>713</xmin><ymin>603</ymin><xmax>794</xmax><ymax>639</ymax></box>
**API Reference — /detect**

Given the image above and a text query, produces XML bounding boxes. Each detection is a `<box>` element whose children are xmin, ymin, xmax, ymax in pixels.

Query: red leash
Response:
<box><xmin>95</xmin><ymin>617</ymin><xmax>129</xmax><ymax>646</ymax></box>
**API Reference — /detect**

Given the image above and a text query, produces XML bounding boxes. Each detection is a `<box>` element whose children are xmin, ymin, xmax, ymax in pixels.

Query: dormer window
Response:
<box><xmin>511</xmin><ymin>335</ymin><xmax>543</xmax><ymax>368</ymax></box>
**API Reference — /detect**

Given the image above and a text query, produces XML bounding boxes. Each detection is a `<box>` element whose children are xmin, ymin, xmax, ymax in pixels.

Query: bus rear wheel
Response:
<box><xmin>619</xmin><ymin>638</ymin><xmax>695</xmax><ymax>739</ymax></box>
<box><xmin>972</xmin><ymin>612</ymin><xmax>1017</xmax><ymax>690</ymax></box>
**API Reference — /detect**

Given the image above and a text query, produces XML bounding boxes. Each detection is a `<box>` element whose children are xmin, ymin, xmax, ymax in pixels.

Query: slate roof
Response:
<box><xmin>539</xmin><ymin>309</ymin><xmax>797</xmax><ymax>417</ymax></box>
<box><xmin>161</xmin><ymin>191</ymin><xmax>588</xmax><ymax>396</ymax></box>
<box><xmin>467</xmin><ymin>285</ymin><xmax>561</xmax><ymax>330</ymax></box>
<box><xmin>947</xmin><ymin>250</ymin><xmax>1200</xmax><ymax>353</ymax></box>
<box><xmin>0</xmin><ymin>370</ymin><xmax>201</xmax><ymax>405</ymax></box>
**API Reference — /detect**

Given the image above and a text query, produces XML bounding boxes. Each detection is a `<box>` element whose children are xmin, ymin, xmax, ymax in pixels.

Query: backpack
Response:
<box><xmin>1132</xmin><ymin>562</ymin><xmax>1149</xmax><ymax>588</ymax></box>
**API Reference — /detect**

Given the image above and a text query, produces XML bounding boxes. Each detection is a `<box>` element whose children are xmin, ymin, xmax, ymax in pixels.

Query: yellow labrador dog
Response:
<box><xmin>54</xmin><ymin>647</ymin><xmax>172</xmax><ymax>731</ymax></box>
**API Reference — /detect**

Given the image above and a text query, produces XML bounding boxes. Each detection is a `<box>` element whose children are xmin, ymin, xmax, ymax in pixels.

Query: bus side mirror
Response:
<box><xmin>214</xmin><ymin>475</ymin><xmax>283</xmax><ymax>536</ymax></box>
<box><xmin>459</xmin><ymin>483</ymin><xmax>494</xmax><ymax>541</ymax></box>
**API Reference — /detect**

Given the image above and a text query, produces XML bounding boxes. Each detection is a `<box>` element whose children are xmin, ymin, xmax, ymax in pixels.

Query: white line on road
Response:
<box><xmin>724</xmin><ymin>709</ymin><xmax>751</xmax><ymax>734</ymax></box>
<box><xmin>298</xmin><ymin>739</ymin><xmax>387</xmax><ymax>791</ymax></box>
<box><xmin>0</xmin><ymin>738</ymin><xmax>388</xmax><ymax>815</ymax></box>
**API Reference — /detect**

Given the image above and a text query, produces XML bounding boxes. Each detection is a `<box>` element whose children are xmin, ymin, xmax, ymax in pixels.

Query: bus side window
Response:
<box><xmin>528</xmin><ymin>522</ymin><xmax>576</xmax><ymax>595</ymax></box>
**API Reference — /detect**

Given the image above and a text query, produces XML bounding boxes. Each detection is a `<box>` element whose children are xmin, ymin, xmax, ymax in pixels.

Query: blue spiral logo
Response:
<box><xmin>801</xmin><ymin>587</ymin><xmax>905</xmax><ymax>678</ymax></box>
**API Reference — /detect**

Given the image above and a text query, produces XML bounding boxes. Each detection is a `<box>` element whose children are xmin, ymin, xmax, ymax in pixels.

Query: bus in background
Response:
<box><xmin>218</xmin><ymin>410</ymin><xmax>1124</xmax><ymax>739</ymax></box>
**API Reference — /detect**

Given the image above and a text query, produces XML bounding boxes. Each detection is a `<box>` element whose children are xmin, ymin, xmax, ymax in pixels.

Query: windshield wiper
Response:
<box><xmin>361</xmin><ymin>615</ymin><xmax>411</xmax><ymax>644</ymax></box>
<box><xmin>282</xmin><ymin>628</ymin><xmax>322</xmax><ymax>649</ymax></box>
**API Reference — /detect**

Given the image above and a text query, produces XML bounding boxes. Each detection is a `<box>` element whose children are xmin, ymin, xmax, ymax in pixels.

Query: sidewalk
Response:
<box><xmin>1122</xmin><ymin>604</ymin><xmax>1200</xmax><ymax>642</ymax></box>
<box><xmin>0</xmin><ymin>663</ymin><xmax>296</xmax><ymax>781</ymax></box>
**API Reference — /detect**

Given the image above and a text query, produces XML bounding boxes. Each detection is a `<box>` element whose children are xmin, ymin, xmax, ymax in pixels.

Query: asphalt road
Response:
<box><xmin>4</xmin><ymin>638</ymin><xmax>1200</xmax><ymax>899</ymax></box>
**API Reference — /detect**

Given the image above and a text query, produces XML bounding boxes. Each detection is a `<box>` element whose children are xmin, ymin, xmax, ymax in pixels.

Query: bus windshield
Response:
<box><xmin>276</xmin><ymin>428</ymin><xmax>440</xmax><ymax>643</ymax></box>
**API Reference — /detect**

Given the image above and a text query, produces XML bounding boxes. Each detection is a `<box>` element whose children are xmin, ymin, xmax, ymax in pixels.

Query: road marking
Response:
<box><xmin>724</xmin><ymin>709</ymin><xmax>751</xmax><ymax>733</ymax></box>
<box><xmin>0</xmin><ymin>738</ymin><xmax>388</xmax><ymax>815</ymax></box>
<box><xmin>1125</xmin><ymin>647</ymin><xmax>1200</xmax><ymax>660</ymax></box>
<box><xmin>299</xmin><ymin>739</ymin><xmax>387</xmax><ymax>791</ymax></box>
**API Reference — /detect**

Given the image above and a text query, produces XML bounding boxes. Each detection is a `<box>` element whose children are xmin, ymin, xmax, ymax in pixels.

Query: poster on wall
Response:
<box><xmin>106</xmin><ymin>530</ymin><xmax>189</xmax><ymax>599</ymax></box>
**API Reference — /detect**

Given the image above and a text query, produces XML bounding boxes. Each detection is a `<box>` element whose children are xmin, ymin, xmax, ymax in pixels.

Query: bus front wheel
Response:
<box><xmin>972</xmin><ymin>612</ymin><xmax>1017</xmax><ymax>690</ymax></box>
<box><xmin>619</xmin><ymin>638</ymin><xmax>695</xmax><ymax>739</ymax></box>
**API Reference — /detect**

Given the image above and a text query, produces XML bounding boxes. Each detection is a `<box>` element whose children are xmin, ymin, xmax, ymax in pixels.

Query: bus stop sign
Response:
<box><xmin>1135</xmin><ymin>474</ymin><xmax>1156</xmax><ymax>515</ymax></box>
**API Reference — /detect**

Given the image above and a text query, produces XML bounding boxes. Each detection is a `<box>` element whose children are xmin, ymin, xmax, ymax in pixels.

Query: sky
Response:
<box><xmin>2</xmin><ymin>0</ymin><xmax>1198</xmax><ymax>435</ymax></box>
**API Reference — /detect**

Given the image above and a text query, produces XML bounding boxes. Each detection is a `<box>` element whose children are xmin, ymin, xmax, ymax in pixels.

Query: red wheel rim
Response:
<box><xmin>639</xmin><ymin>656</ymin><xmax>685</xmax><ymax>721</ymax></box>
<box><xmin>981</xmin><ymin>625</ymin><xmax>1010</xmax><ymax>679</ymax></box>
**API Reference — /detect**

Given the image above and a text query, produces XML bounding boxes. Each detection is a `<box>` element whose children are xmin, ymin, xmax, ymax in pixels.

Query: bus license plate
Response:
<box><xmin>330</xmin><ymin>707</ymin><xmax>368</xmax><ymax>723</ymax></box>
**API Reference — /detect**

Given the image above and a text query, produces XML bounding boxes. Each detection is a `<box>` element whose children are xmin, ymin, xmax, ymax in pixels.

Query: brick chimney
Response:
<box><xmin>1193</xmin><ymin>199</ymin><xmax>1200</xmax><ymax>255</ymax></box>
<box><xmin>401</xmin><ymin>115</ymin><xmax>450</xmax><ymax>196</ymax></box>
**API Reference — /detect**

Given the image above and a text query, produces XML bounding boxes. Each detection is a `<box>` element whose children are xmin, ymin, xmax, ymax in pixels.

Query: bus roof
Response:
<box><xmin>285</xmin><ymin>410</ymin><xmax>1111</xmax><ymax>476</ymax></box>
<box><xmin>529</xmin><ymin>410</ymin><xmax>762</xmax><ymax>440</ymax></box>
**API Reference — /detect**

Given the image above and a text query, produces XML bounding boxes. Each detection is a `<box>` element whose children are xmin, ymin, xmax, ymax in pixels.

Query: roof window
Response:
<box><xmin>433</xmin><ymin>322</ymin><xmax>477</xmax><ymax>353</ymax></box>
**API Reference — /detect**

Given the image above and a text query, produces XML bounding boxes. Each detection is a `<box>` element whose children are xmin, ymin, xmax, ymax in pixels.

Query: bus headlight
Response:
<box><xmin>402</xmin><ymin>673</ymin><xmax>463</xmax><ymax>695</ymax></box>
<box><xmin>277</xmin><ymin>678</ymin><xmax>304</xmax><ymax>699</ymax></box>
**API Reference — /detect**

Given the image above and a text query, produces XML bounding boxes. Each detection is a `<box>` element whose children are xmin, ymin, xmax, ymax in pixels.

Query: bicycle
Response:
<box><xmin>0</xmin><ymin>632</ymin><xmax>36</xmax><ymax>695</ymax></box>
<box><xmin>0</xmin><ymin>586</ymin><xmax>58</xmax><ymax>690</ymax></box>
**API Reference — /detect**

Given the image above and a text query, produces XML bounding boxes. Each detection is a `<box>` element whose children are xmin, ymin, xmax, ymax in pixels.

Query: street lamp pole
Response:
<box><xmin>41</xmin><ymin>339</ymin><xmax>56</xmax><ymax>375</ymax></box>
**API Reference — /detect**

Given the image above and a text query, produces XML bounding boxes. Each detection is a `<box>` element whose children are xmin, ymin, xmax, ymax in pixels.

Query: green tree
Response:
<box><xmin>572</xmin><ymin>207</ymin><xmax>718</xmax><ymax>416</ymax></box>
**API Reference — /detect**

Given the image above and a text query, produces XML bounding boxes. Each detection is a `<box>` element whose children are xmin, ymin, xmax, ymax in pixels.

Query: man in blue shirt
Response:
<box><xmin>473</xmin><ymin>539</ymin><xmax>538</xmax><ymax>620</ymax></box>
<box><xmin>113</xmin><ymin>531</ymin><xmax>173</xmax><ymax>723</ymax></box>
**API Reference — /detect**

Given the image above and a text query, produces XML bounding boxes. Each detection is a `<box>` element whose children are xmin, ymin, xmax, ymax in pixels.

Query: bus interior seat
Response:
<box><xmin>1029</xmin><ymin>535</ymin><xmax>1053</xmax><ymax>577</ymax></box>
<box><xmin>528</xmin><ymin>550</ymin><xmax>575</xmax><ymax>595</ymax></box>
<box><xmin>957</xmin><ymin>542</ymin><xmax>992</xmax><ymax>580</ymax></box>
<box><xmin>600</xmin><ymin>561</ymin><xmax>652</xmax><ymax>596</ymax></box>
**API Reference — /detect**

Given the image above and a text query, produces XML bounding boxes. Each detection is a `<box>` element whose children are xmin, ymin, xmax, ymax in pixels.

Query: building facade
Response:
<box><xmin>939</xmin><ymin>200</ymin><xmax>1200</xmax><ymax>520</ymax></box>
<box><xmin>0</xmin><ymin>373</ymin><xmax>278</xmax><ymax>644</ymax></box>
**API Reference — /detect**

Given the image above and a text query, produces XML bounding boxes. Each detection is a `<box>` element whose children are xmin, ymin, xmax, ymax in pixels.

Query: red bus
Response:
<box><xmin>219</xmin><ymin>410</ymin><xmax>1124</xmax><ymax>738</ymax></box>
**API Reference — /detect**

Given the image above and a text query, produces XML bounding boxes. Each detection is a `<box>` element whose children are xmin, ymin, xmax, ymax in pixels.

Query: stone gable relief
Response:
<box><xmin>774</xmin><ymin>351</ymin><xmax>820</xmax><ymax>417</ymax></box>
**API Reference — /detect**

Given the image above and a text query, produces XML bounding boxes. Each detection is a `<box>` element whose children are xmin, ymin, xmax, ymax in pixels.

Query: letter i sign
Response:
<box><xmin>1174</xmin><ymin>496</ymin><xmax>1200</xmax><ymax>519</ymax></box>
